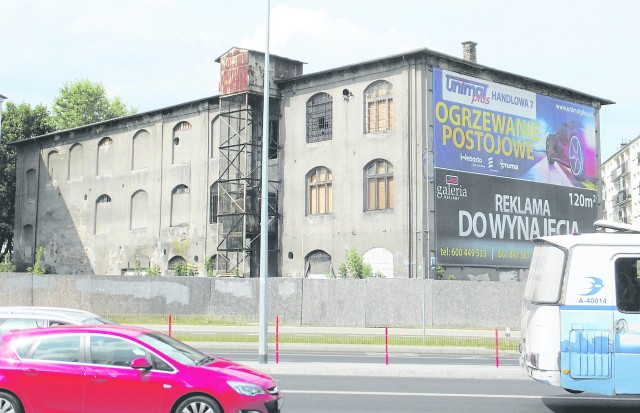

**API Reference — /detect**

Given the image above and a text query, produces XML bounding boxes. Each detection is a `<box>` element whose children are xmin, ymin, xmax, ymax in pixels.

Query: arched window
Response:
<box><xmin>305</xmin><ymin>250</ymin><xmax>332</xmax><ymax>278</ymax></box>
<box><xmin>307</xmin><ymin>167</ymin><xmax>332</xmax><ymax>215</ymax></box>
<box><xmin>26</xmin><ymin>169</ymin><xmax>37</xmax><ymax>202</ymax></box>
<box><xmin>363</xmin><ymin>247</ymin><xmax>394</xmax><ymax>278</ymax></box>
<box><xmin>68</xmin><ymin>143</ymin><xmax>84</xmax><ymax>180</ymax></box>
<box><xmin>95</xmin><ymin>194</ymin><xmax>112</xmax><ymax>234</ymax></box>
<box><xmin>306</xmin><ymin>93</ymin><xmax>333</xmax><ymax>143</ymax></box>
<box><xmin>171</xmin><ymin>185</ymin><xmax>190</xmax><ymax>227</ymax></box>
<box><xmin>130</xmin><ymin>190</ymin><xmax>148</xmax><ymax>230</ymax></box>
<box><xmin>172</xmin><ymin>121</ymin><xmax>192</xmax><ymax>164</ymax></box>
<box><xmin>47</xmin><ymin>150</ymin><xmax>60</xmax><ymax>181</ymax></box>
<box><xmin>97</xmin><ymin>137</ymin><xmax>113</xmax><ymax>176</ymax></box>
<box><xmin>364</xmin><ymin>80</ymin><xmax>393</xmax><ymax>133</ymax></box>
<box><xmin>132</xmin><ymin>130</ymin><xmax>150</xmax><ymax>170</ymax></box>
<box><xmin>364</xmin><ymin>159</ymin><xmax>394</xmax><ymax>211</ymax></box>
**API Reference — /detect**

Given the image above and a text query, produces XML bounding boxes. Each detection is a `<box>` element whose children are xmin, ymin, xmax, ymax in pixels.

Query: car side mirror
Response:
<box><xmin>130</xmin><ymin>357</ymin><xmax>151</xmax><ymax>370</ymax></box>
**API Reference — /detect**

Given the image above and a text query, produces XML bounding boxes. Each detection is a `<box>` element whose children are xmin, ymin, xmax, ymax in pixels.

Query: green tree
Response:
<box><xmin>0</xmin><ymin>102</ymin><xmax>54</xmax><ymax>260</ymax></box>
<box><xmin>52</xmin><ymin>79</ymin><xmax>136</xmax><ymax>130</ymax></box>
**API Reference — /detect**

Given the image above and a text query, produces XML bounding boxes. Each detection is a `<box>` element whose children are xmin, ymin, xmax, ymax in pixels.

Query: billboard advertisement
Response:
<box><xmin>434</xmin><ymin>169</ymin><xmax>597</xmax><ymax>267</ymax></box>
<box><xmin>433</xmin><ymin>68</ymin><xmax>597</xmax><ymax>189</ymax></box>
<box><xmin>432</xmin><ymin>68</ymin><xmax>598</xmax><ymax>267</ymax></box>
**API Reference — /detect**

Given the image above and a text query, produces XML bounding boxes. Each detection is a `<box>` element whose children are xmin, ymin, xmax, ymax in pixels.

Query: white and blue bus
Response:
<box><xmin>521</xmin><ymin>220</ymin><xmax>640</xmax><ymax>395</ymax></box>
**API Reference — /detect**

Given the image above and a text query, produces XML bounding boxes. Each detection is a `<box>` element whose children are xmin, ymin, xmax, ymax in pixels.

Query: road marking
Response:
<box><xmin>282</xmin><ymin>390</ymin><xmax>640</xmax><ymax>401</ymax></box>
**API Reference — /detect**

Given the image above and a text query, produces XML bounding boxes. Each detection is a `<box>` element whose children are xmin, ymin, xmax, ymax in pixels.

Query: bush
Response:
<box><xmin>0</xmin><ymin>253</ymin><xmax>16</xmax><ymax>272</ymax></box>
<box><xmin>435</xmin><ymin>265</ymin><xmax>445</xmax><ymax>280</ymax></box>
<box><xmin>27</xmin><ymin>246</ymin><xmax>47</xmax><ymax>275</ymax></box>
<box><xmin>146</xmin><ymin>265</ymin><xmax>161</xmax><ymax>276</ymax></box>
<box><xmin>173</xmin><ymin>261</ymin><xmax>198</xmax><ymax>276</ymax></box>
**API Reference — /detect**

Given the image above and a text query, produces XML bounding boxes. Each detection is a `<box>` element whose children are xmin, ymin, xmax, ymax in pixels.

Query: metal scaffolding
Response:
<box><xmin>215</xmin><ymin>93</ymin><xmax>280</xmax><ymax>277</ymax></box>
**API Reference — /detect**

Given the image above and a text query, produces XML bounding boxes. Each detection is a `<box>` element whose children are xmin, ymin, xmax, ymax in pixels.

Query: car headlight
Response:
<box><xmin>227</xmin><ymin>381</ymin><xmax>266</xmax><ymax>396</ymax></box>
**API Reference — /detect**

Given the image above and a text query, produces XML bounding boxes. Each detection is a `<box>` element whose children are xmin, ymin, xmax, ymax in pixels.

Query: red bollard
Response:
<box><xmin>276</xmin><ymin>315</ymin><xmax>279</xmax><ymax>364</ymax></box>
<box><xmin>169</xmin><ymin>314</ymin><xmax>172</xmax><ymax>338</ymax></box>
<box><xmin>495</xmin><ymin>328</ymin><xmax>499</xmax><ymax>368</ymax></box>
<box><xmin>385</xmin><ymin>326</ymin><xmax>389</xmax><ymax>366</ymax></box>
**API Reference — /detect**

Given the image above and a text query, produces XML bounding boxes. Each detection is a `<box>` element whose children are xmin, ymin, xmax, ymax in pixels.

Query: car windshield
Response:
<box><xmin>138</xmin><ymin>332</ymin><xmax>212</xmax><ymax>366</ymax></box>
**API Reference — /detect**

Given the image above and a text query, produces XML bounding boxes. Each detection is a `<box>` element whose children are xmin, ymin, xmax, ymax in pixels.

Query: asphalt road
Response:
<box><xmin>272</xmin><ymin>375</ymin><xmax>640</xmax><ymax>413</ymax></box>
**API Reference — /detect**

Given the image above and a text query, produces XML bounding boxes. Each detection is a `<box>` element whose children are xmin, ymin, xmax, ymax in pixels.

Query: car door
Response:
<box><xmin>84</xmin><ymin>334</ymin><xmax>171</xmax><ymax>413</ymax></box>
<box><xmin>15</xmin><ymin>333</ymin><xmax>85</xmax><ymax>413</ymax></box>
<box><xmin>613</xmin><ymin>256</ymin><xmax>640</xmax><ymax>394</ymax></box>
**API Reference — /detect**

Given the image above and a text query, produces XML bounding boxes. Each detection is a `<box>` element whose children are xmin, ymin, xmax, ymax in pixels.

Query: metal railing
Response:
<box><xmin>103</xmin><ymin>314</ymin><xmax>520</xmax><ymax>358</ymax></box>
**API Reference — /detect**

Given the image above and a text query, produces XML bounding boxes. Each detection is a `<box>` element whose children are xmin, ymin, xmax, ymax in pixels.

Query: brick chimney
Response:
<box><xmin>462</xmin><ymin>41</ymin><xmax>478</xmax><ymax>63</ymax></box>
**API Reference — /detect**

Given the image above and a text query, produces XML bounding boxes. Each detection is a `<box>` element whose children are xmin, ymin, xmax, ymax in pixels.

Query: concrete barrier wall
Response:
<box><xmin>0</xmin><ymin>273</ymin><xmax>526</xmax><ymax>328</ymax></box>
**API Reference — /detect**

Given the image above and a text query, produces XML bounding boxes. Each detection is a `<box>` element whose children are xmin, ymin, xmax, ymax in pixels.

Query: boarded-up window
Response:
<box><xmin>95</xmin><ymin>194</ymin><xmax>112</xmax><ymax>234</ymax></box>
<box><xmin>132</xmin><ymin>130</ymin><xmax>150</xmax><ymax>170</ymax></box>
<box><xmin>97</xmin><ymin>137</ymin><xmax>113</xmax><ymax>176</ymax></box>
<box><xmin>68</xmin><ymin>143</ymin><xmax>84</xmax><ymax>180</ymax></box>
<box><xmin>307</xmin><ymin>167</ymin><xmax>333</xmax><ymax>215</ymax></box>
<box><xmin>364</xmin><ymin>81</ymin><xmax>393</xmax><ymax>133</ymax></box>
<box><xmin>171</xmin><ymin>185</ymin><xmax>190</xmax><ymax>227</ymax></box>
<box><xmin>364</xmin><ymin>159</ymin><xmax>394</xmax><ymax>211</ymax></box>
<box><xmin>306</xmin><ymin>93</ymin><xmax>333</xmax><ymax>143</ymax></box>
<box><xmin>47</xmin><ymin>151</ymin><xmax>60</xmax><ymax>181</ymax></box>
<box><xmin>22</xmin><ymin>225</ymin><xmax>34</xmax><ymax>260</ymax></box>
<box><xmin>130</xmin><ymin>190</ymin><xmax>148</xmax><ymax>230</ymax></box>
<box><xmin>305</xmin><ymin>250</ymin><xmax>332</xmax><ymax>278</ymax></box>
<box><xmin>26</xmin><ymin>169</ymin><xmax>37</xmax><ymax>202</ymax></box>
<box><xmin>172</xmin><ymin>121</ymin><xmax>191</xmax><ymax>164</ymax></box>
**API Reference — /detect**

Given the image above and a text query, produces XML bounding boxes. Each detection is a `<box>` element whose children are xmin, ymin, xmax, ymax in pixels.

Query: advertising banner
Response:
<box><xmin>434</xmin><ymin>169</ymin><xmax>598</xmax><ymax>267</ymax></box>
<box><xmin>433</xmin><ymin>68</ymin><xmax>597</xmax><ymax>189</ymax></box>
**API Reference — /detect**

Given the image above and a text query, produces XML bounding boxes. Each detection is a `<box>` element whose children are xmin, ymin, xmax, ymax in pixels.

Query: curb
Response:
<box><xmin>240</xmin><ymin>361</ymin><xmax>529</xmax><ymax>380</ymax></box>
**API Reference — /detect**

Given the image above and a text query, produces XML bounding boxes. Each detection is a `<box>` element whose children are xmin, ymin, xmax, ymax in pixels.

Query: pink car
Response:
<box><xmin>0</xmin><ymin>325</ymin><xmax>282</xmax><ymax>413</ymax></box>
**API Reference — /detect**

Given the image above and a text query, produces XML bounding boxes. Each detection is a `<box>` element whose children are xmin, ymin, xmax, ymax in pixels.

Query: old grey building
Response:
<box><xmin>12</xmin><ymin>44</ymin><xmax>612</xmax><ymax>278</ymax></box>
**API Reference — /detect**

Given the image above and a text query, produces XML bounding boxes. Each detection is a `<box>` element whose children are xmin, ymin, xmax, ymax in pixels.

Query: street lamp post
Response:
<box><xmin>258</xmin><ymin>0</ymin><xmax>271</xmax><ymax>365</ymax></box>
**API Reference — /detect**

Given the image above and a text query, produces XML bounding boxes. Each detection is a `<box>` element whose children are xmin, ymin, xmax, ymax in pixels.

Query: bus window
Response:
<box><xmin>524</xmin><ymin>243</ymin><xmax>565</xmax><ymax>304</ymax></box>
<box><xmin>615</xmin><ymin>258</ymin><xmax>640</xmax><ymax>313</ymax></box>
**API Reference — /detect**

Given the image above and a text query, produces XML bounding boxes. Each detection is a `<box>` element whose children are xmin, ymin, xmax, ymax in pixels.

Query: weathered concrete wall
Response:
<box><xmin>0</xmin><ymin>273</ymin><xmax>525</xmax><ymax>328</ymax></box>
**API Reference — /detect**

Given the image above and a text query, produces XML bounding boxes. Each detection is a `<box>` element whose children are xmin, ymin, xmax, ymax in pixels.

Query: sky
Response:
<box><xmin>1</xmin><ymin>0</ymin><xmax>637</xmax><ymax>160</ymax></box>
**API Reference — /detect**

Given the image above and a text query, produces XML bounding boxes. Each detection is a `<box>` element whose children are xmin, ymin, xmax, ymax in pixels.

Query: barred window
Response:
<box><xmin>307</xmin><ymin>167</ymin><xmax>333</xmax><ymax>215</ymax></box>
<box><xmin>169</xmin><ymin>256</ymin><xmax>186</xmax><ymax>271</ymax></box>
<box><xmin>175</xmin><ymin>121</ymin><xmax>192</xmax><ymax>131</ymax></box>
<box><xmin>364</xmin><ymin>81</ymin><xmax>393</xmax><ymax>133</ymax></box>
<box><xmin>364</xmin><ymin>160</ymin><xmax>393</xmax><ymax>211</ymax></box>
<box><xmin>209</xmin><ymin>182</ymin><xmax>218</xmax><ymax>224</ymax></box>
<box><xmin>306</xmin><ymin>93</ymin><xmax>333</xmax><ymax>143</ymax></box>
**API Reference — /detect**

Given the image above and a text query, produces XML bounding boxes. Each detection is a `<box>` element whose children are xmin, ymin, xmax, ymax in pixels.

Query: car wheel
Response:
<box><xmin>176</xmin><ymin>395</ymin><xmax>221</xmax><ymax>413</ymax></box>
<box><xmin>563</xmin><ymin>388</ymin><xmax>584</xmax><ymax>394</ymax></box>
<box><xmin>568</xmin><ymin>134</ymin><xmax>585</xmax><ymax>178</ymax></box>
<box><xmin>545</xmin><ymin>136</ymin><xmax>555</xmax><ymax>164</ymax></box>
<box><xmin>0</xmin><ymin>391</ymin><xmax>23</xmax><ymax>413</ymax></box>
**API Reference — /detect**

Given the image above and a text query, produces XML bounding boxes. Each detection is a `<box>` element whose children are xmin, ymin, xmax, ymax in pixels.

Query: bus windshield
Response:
<box><xmin>524</xmin><ymin>243</ymin><xmax>566</xmax><ymax>304</ymax></box>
